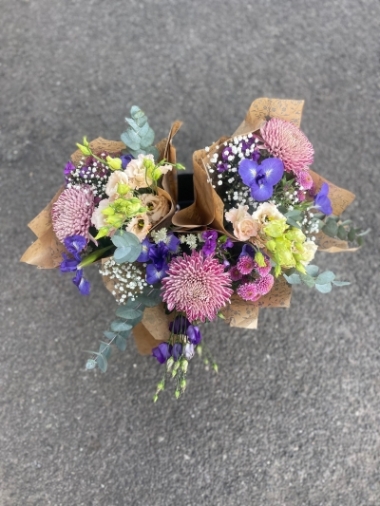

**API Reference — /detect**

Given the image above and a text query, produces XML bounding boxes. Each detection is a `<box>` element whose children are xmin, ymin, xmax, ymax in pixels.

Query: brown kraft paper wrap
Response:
<box><xmin>173</xmin><ymin>98</ymin><xmax>356</xmax><ymax>331</ymax></box>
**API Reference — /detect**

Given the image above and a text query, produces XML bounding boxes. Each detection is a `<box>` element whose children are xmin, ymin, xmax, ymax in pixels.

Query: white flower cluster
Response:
<box><xmin>99</xmin><ymin>258</ymin><xmax>147</xmax><ymax>304</ymax></box>
<box><xmin>179</xmin><ymin>234</ymin><xmax>198</xmax><ymax>250</ymax></box>
<box><xmin>151</xmin><ymin>228</ymin><xmax>168</xmax><ymax>244</ymax></box>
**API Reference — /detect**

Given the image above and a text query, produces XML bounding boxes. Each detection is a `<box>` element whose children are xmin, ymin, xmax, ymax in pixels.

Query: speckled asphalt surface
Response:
<box><xmin>1</xmin><ymin>1</ymin><xmax>380</xmax><ymax>504</ymax></box>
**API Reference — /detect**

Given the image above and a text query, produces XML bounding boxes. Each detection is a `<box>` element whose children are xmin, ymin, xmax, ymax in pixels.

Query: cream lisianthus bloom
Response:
<box><xmin>140</xmin><ymin>193</ymin><xmax>170</xmax><ymax>225</ymax></box>
<box><xmin>105</xmin><ymin>170</ymin><xmax>132</xmax><ymax>200</ymax></box>
<box><xmin>126</xmin><ymin>212</ymin><xmax>152</xmax><ymax>241</ymax></box>
<box><xmin>251</xmin><ymin>202</ymin><xmax>286</xmax><ymax>225</ymax></box>
<box><xmin>125</xmin><ymin>154</ymin><xmax>155</xmax><ymax>189</ymax></box>
<box><xmin>299</xmin><ymin>239</ymin><xmax>318</xmax><ymax>265</ymax></box>
<box><xmin>225</xmin><ymin>204</ymin><xmax>259</xmax><ymax>241</ymax></box>
<box><xmin>91</xmin><ymin>198</ymin><xmax>111</xmax><ymax>230</ymax></box>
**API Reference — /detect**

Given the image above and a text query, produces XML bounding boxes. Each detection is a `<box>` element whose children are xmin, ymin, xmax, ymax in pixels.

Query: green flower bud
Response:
<box><xmin>117</xmin><ymin>183</ymin><xmax>131</xmax><ymax>196</ymax></box>
<box><xmin>181</xmin><ymin>359</ymin><xmax>188</xmax><ymax>373</ymax></box>
<box><xmin>174</xmin><ymin>390</ymin><xmax>181</xmax><ymax>399</ymax></box>
<box><xmin>157</xmin><ymin>381</ymin><xmax>165</xmax><ymax>392</ymax></box>
<box><xmin>254</xmin><ymin>251</ymin><xmax>266</xmax><ymax>267</ymax></box>
<box><xmin>180</xmin><ymin>378</ymin><xmax>187</xmax><ymax>391</ymax></box>
<box><xmin>76</xmin><ymin>142</ymin><xmax>92</xmax><ymax>156</ymax></box>
<box><xmin>106</xmin><ymin>156</ymin><xmax>122</xmax><ymax>171</ymax></box>
<box><xmin>166</xmin><ymin>357</ymin><xmax>174</xmax><ymax>371</ymax></box>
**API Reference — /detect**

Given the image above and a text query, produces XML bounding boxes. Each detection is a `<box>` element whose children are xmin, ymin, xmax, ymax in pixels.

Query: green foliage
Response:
<box><xmin>111</xmin><ymin>230</ymin><xmax>142</xmax><ymax>264</ymax></box>
<box><xmin>121</xmin><ymin>106</ymin><xmax>159</xmax><ymax>160</ymax></box>
<box><xmin>285</xmin><ymin>209</ymin><xmax>303</xmax><ymax>229</ymax></box>
<box><xmin>283</xmin><ymin>264</ymin><xmax>350</xmax><ymax>294</ymax></box>
<box><xmin>322</xmin><ymin>216</ymin><xmax>369</xmax><ymax>247</ymax></box>
<box><xmin>86</xmin><ymin>286</ymin><xmax>162</xmax><ymax>373</ymax></box>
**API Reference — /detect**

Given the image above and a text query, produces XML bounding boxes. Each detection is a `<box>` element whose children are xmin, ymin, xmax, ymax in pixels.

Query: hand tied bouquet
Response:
<box><xmin>21</xmin><ymin>99</ymin><xmax>366</xmax><ymax>400</ymax></box>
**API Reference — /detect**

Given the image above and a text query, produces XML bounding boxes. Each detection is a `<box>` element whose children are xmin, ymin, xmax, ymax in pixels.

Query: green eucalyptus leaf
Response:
<box><xmin>124</xmin><ymin>117</ymin><xmax>139</xmax><ymax>131</ymax></box>
<box><xmin>347</xmin><ymin>228</ymin><xmax>356</xmax><ymax>242</ymax></box>
<box><xmin>315</xmin><ymin>271</ymin><xmax>335</xmax><ymax>285</ymax></box>
<box><xmin>99</xmin><ymin>341</ymin><xmax>112</xmax><ymax>359</ymax></box>
<box><xmin>283</xmin><ymin>273</ymin><xmax>301</xmax><ymax>285</ymax></box>
<box><xmin>315</xmin><ymin>283</ymin><xmax>332</xmax><ymax>294</ymax></box>
<box><xmin>323</xmin><ymin>219</ymin><xmax>338</xmax><ymax>237</ymax></box>
<box><xmin>96</xmin><ymin>353</ymin><xmax>108</xmax><ymax>373</ymax></box>
<box><xmin>121</xmin><ymin>130</ymin><xmax>140</xmax><ymax>151</ymax></box>
<box><xmin>305</xmin><ymin>264</ymin><xmax>319</xmax><ymax>277</ymax></box>
<box><xmin>115</xmin><ymin>336</ymin><xmax>128</xmax><ymax>351</ymax></box>
<box><xmin>337</xmin><ymin>225</ymin><xmax>347</xmax><ymax>240</ymax></box>
<box><xmin>103</xmin><ymin>331</ymin><xmax>117</xmax><ymax>341</ymax></box>
<box><xmin>139</xmin><ymin>128</ymin><xmax>155</xmax><ymax>148</ymax></box>
<box><xmin>111</xmin><ymin>320</ymin><xmax>133</xmax><ymax>332</ymax></box>
<box><xmin>145</xmin><ymin>146</ymin><xmax>159</xmax><ymax>161</ymax></box>
<box><xmin>332</xmin><ymin>280</ymin><xmax>351</xmax><ymax>287</ymax></box>
<box><xmin>299</xmin><ymin>273</ymin><xmax>316</xmax><ymax>288</ymax></box>
<box><xmin>86</xmin><ymin>359</ymin><xmax>97</xmax><ymax>370</ymax></box>
<box><xmin>118</xmin><ymin>329</ymin><xmax>132</xmax><ymax>339</ymax></box>
<box><xmin>115</xmin><ymin>306</ymin><xmax>143</xmax><ymax>320</ymax></box>
<box><xmin>113</xmin><ymin>244</ymin><xmax>142</xmax><ymax>264</ymax></box>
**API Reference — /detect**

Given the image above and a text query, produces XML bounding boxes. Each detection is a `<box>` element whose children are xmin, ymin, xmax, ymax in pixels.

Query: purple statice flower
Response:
<box><xmin>221</xmin><ymin>237</ymin><xmax>233</xmax><ymax>250</ymax></box>
<box><xmin>216</xmin><ymin>161</ymin><xmax>229</xmax><ymax>173</ymax></box>
<box><xmin>170</xmin><ymin>315</ymin><xmax>190</xmax><ymax>335</ymax></box>
<box><xmin>121</xmin><ymin>153</ymin><xmax>134</xmax><ymax>169</ymax></box>
<box><xmin>60</xmin><ymin>235</ymin><xmax>90</xmax><ymax>295</ymax></box>
<box><xmin>201</xmin><ymin>229</ymin><xmax>218</xmax><ymax>256</ymax></box>
<box><xmin>238</xmin><ymin>157</ymin><xmax>284</xmax><ymax>201</ymax></box>
<box><xmin>221</xmin><ymin>145</ymin><xmax>234</xmax><ymax>162</ymax></box>
<box><xmin>314</xmin><ymin>183</ymin><xmax>332</xmax><ymax>215</ymax></box>
<box><xmin>64</xmin><ymin>161</ymin><xmax>76</xmax><ymax>183</ymax></box>
<box><xmin>152</xmin><ymin>342</ymin><xmax>171</xmax><ymax>364</ymax></box>
<box><xmin>187</xmin><ymin>325</ymin><xmax>202</xmax><ymax>345</ymax></box>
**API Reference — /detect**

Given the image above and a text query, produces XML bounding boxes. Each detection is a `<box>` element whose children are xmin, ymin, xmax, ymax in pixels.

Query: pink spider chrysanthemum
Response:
<box><xmin>52</xmin><ymin>187</ymin><xmax>94</xmax><ymax>243</ymax></box>
<box><xmin>260</xmin><ymin>118</ymin><xmax>314</xmax><ymax>174</ymax></box>
<box><xmin>161</xmin><ymin>251</ymin><xmax>233</xmax><ymax>323</ymax></box>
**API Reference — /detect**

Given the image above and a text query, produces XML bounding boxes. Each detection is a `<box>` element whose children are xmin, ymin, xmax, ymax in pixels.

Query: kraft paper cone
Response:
<box><xmin>173</xmin><ymin>97</ymin><xmax>357</xmax><ymax>332</ymax></box>
<box><xmin>21</xmin><ymin>125</ymin><xmax>182</xmax><ymax>270</ymax></box>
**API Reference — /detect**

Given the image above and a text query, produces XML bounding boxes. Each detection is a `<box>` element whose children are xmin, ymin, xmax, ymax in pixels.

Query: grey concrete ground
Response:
<box><xmin>1</xmin><ymin>0</ymin><xmax>380</xmax><ymax>504</ymax></box>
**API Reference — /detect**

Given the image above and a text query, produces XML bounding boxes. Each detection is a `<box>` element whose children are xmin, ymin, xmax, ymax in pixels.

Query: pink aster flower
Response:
<box><xmin>260</xmin><ymin>118</ymin><xmax>314</xmax><ymax>174</ymax></box>
<box><xmin>253</xmin><ymin>256</ymin><xmax>272</xmax><ymax>277</ymax></box>
<box><xmin>52</xmin><ymin>187</ymin><xmax>94</xmax><ymax>243</ymax></box>
<box><xmin>236</xmin><ymin>282</ymin><xmax>261</xmax><ymax>302</ymax></box>
<box><xmin>161</xmin><ymin>251</ymin><xmax>233</xmax><ymax>322</ymax></box>
<box><xmin>255</xmin><ymin>274</ymin><xmax>274</xmax><ymax>295</ymax></box>
<box><xmin>296</xmin><ymin>169</ymin><xmax>314</xmax><ymax>190</ymax></box>
<box><xmin>229</xmin><ymin>265</ymin><xmax>243</xmax><ymax>281</ymax></box>
<box><xmin>237</xmin><ymin>255</ymin><xmax>255</xmax><ymax>275</ymax></box>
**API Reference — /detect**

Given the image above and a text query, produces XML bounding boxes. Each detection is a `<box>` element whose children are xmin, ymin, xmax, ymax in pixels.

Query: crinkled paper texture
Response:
<box><xmin>21</xmin><ymin>125</ymin><xmax>182</xmax><ymax>269</ymax></box>
<box><xmin>173</xmin><ymin>97</ymin><xmax>356</xmax><ymax>332</ymax></box>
